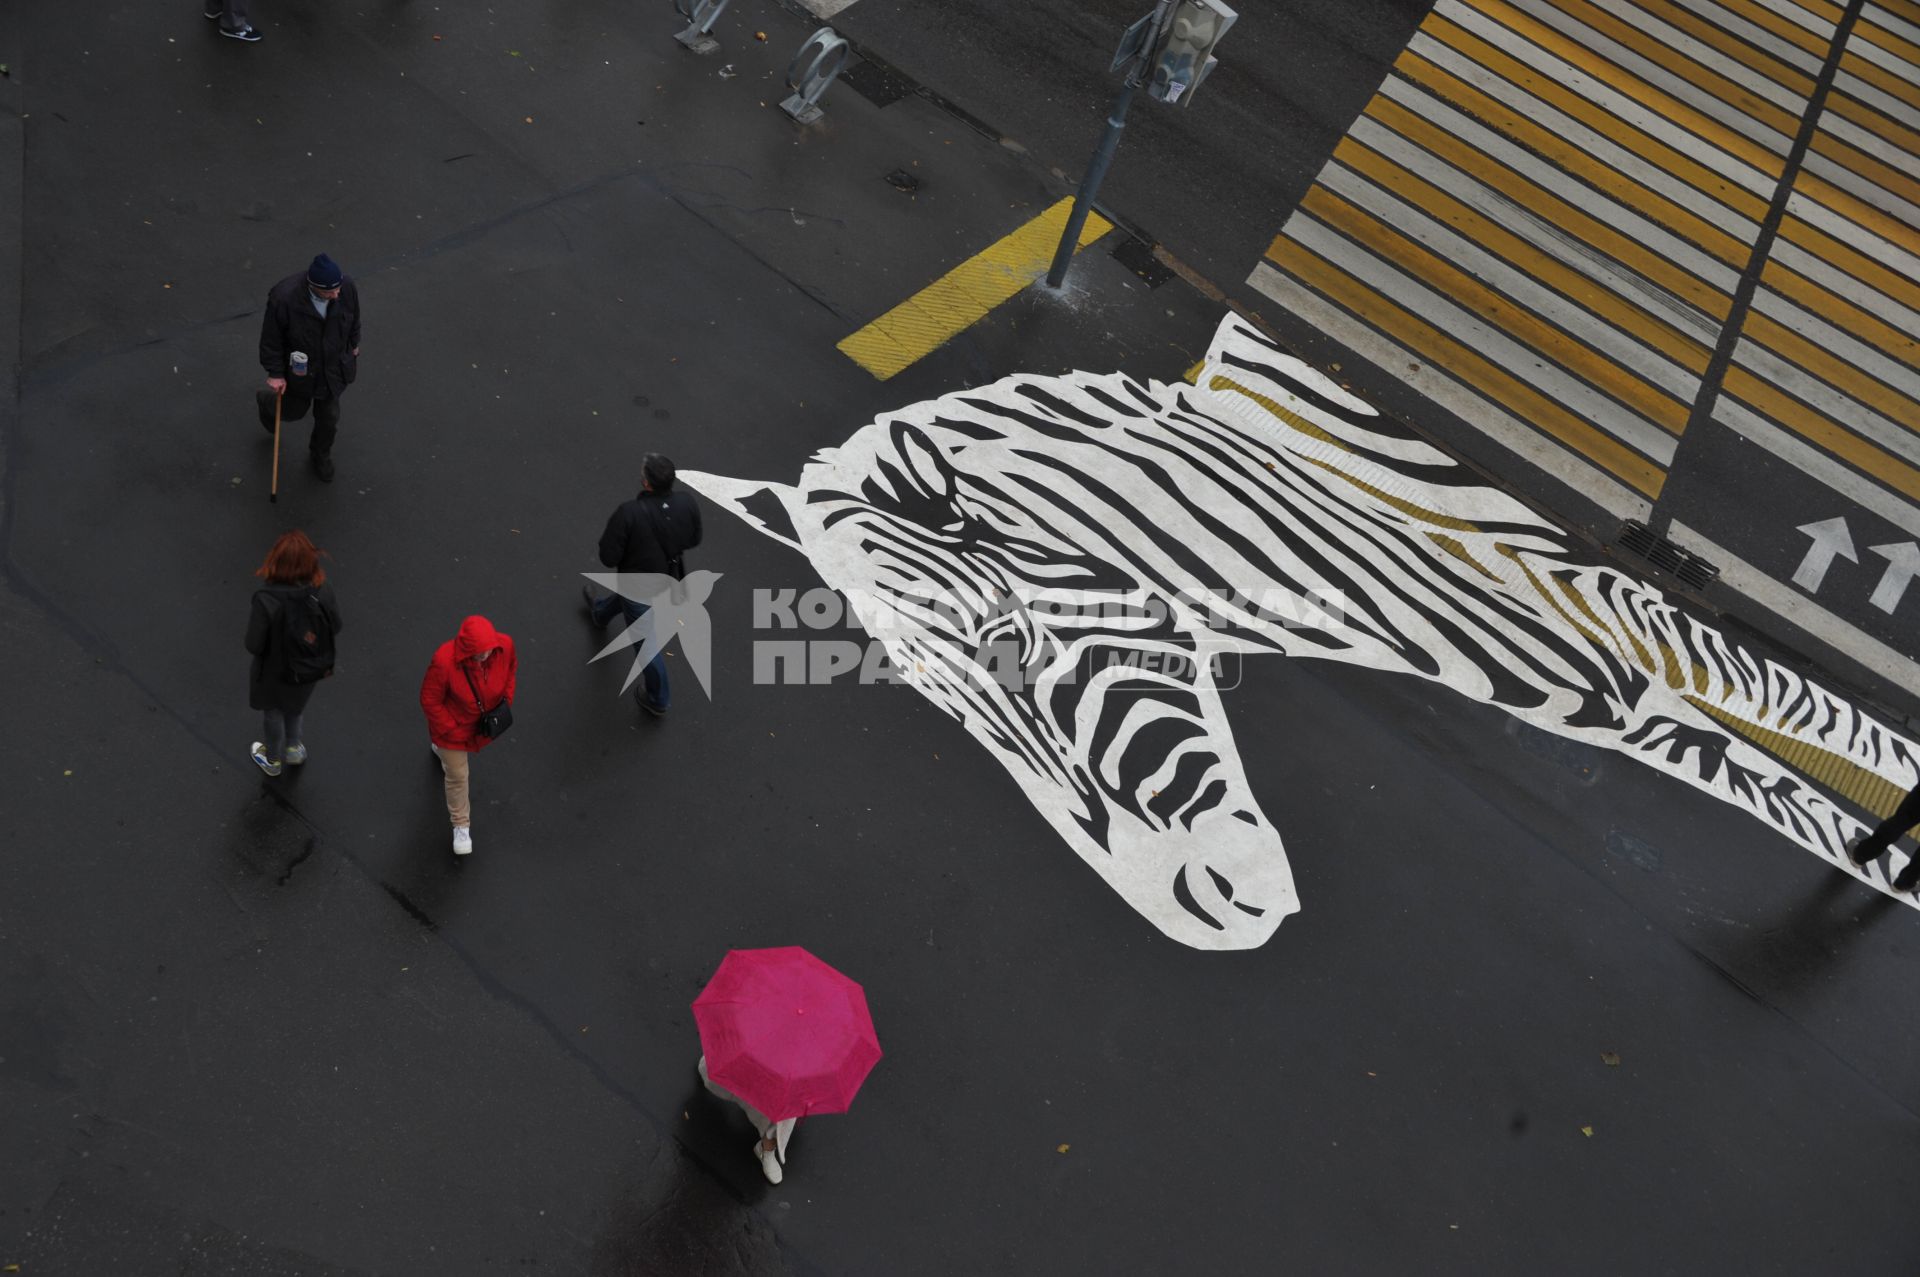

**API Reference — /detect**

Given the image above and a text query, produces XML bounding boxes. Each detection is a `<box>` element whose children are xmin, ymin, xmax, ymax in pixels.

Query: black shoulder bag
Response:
<box><xmin>462</xmin><ymin>663</ymin><xmax>514</xmax><ymax>739</ymax></box>
<box><xmin>640</xmin><ymin>497</ymin><xmax>690</xmax><ymax>604</ymax></box>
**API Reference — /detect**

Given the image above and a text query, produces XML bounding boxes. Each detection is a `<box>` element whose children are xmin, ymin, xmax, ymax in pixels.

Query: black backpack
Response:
<box><xmin>275</xmin><ymin>589</ymin><xmax>336</xmax><ymax>685</ymax></box>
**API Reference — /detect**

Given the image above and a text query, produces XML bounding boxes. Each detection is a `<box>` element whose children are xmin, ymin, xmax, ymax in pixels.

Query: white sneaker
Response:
<box><xmin>757</xmin><ymin>1142</ymin><xmax>783</xmax><ymax>1185</ymax></box>
<box><xmin>453</xmin><ymin>826</ymin><xmax>473</xmax><ymax>855</ymax></box>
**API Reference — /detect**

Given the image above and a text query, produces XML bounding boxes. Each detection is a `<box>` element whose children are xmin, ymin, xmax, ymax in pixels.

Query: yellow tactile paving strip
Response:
<box><xmin>838</xmin><ymin>198</ymin><xmax>1113</xmax><ymax>381</ymax></box>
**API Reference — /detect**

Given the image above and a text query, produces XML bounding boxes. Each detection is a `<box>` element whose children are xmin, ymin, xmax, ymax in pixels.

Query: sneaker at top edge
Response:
<box><xmin>221</xmin><ymin>23</ymin><xmax>263</xmax><ymax>41</ymax></box>
<box><xmin>453</xmin><ymin>826</ymin><xmax>473</xmax><ymax>856</ymax></box>
<box><xmin>758</xmin><ymin>1144</ymin><xmax>783</xmax><ymax>1185</ymax></box>
<box><xmin>283</xmin><ymin>743</ymin><xmax>309</xmax><ymax>766</ymax></box>
<box><xmin>249</xmin><ymin>743</ymin><xmax>282</xmax><ymax>777</ymax></box>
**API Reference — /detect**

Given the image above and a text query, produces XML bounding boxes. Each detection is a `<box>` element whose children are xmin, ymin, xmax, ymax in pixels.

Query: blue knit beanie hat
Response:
<box><xmin>307</xmin><ymin>254</ymin><xmax>343</xmax><ymax>289</ymax></box>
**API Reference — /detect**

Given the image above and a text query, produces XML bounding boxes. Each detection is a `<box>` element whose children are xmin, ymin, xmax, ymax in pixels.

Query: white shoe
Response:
<box><xmin>453</xmin><ymin>826</ymin><xmax>473</xmax><ymax>855</ymax></box>
<box><xmin>758</xmin><ymin>1142</ymin><xmax>783</xmax><ymax>1185</ymax></box>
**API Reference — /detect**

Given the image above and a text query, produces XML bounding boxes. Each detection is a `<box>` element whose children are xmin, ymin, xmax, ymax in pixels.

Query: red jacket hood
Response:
<box><xmin>455</xmin><ymin>615</ymin><xmax>504</xmax><ymax>659</ymax></box>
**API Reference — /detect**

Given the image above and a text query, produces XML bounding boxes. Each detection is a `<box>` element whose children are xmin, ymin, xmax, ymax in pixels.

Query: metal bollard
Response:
<box><xmin>673</xmin><ymin>0</ymin><xmax>730</xmax><ymax>54</ymax></box>
<box><xmin>781</xmin><ymin>28</ymin><xmax>851</xmax><ymax>125</ymax></box>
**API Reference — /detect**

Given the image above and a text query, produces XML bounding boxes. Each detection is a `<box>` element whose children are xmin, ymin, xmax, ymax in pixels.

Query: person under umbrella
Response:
<box><xmin>698</xmin><ymin>1055</ymin><xmax>796</xmax><ymax>1184</ymax></box>
<box><xmin>692</xmin><ymin>946</ymin><xmax>882</xmax><ymax>1186</ymax></box>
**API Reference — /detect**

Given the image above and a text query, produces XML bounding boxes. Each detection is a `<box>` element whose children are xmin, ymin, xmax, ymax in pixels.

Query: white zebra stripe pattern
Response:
<box><xmin>687</xmin><ymin>314</ymin><xmax>1920</xmax><ymax>951</ymax></box>
<box><xmin>1251</xmin><ymin>0</ymin><xmax>1920</xmax><ymax>523</ymax></box>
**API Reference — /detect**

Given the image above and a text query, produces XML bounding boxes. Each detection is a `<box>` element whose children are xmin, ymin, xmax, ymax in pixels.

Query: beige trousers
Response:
<box><xmin>698</xmin><ymin>1055</ymin><xmax>795</xmax><ymax>1160</ymax></box>
<box><xmin>431</xmin><ymin>744</ymin><xmax>472</xmax><ymax>828</ymax></box>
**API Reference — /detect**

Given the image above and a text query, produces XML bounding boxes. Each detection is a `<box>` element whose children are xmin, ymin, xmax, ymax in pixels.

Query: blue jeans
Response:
<box><xmin>592</xmin><ymin>591</ymin><xmax>669</xmax><ymax>710</ymax></box>
<box><xmin>261</xmin><ymin>708</ymin><xmax>304</xmax><ymax>763</ymax></box>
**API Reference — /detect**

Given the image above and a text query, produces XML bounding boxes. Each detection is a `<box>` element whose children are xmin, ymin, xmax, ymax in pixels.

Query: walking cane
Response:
<box><xmin>269</xmin><ymin>388</ymin><xmax>284</xmax><ymax>504</ymax></box>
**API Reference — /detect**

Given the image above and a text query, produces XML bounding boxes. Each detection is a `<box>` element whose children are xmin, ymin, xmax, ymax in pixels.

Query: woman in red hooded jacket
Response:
<box><xmin>420</xmin><ymin>615</ymin><xmax>517</xmax><ymax>855</ymax></box>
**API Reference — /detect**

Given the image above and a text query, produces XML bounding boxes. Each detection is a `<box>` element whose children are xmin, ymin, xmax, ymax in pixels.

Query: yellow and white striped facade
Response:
<box><xmin>1251</xmin><ymin>0</ymin><xmax>1920</xmax><ymax>527</ymax></box>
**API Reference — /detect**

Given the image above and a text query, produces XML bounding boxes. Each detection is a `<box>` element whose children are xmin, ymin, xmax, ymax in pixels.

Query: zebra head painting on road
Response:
<box><xmin>683</xmin><ymin>314</ymin><xmax>1920</xmax><ymax>951</ymax></box>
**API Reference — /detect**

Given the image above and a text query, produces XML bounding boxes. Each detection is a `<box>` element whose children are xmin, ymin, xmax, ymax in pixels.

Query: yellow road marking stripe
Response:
<box><xmin>1422</xmin><ymin>13</ymin><xmax>1774</xmax><ymax>221</ymax></box>
<box><xmin>1722</xmin><ymin>364</ymin><xmax>1920</xmax><ymax>502</ymax></box>
<box><xmin>1689</xmin><ymin>696</ymin><xmax>1910</xmax><ymax>817</ymax></box>
<box><xmin>1543</xmin><ymin>0</ymin><xmax>1803</xmax><ymax>141</ymax></box>
<box><xmin>1301</xmin><ymin>186</ymin><xmax>1692</xmax><ymax>434</ymax></box>
<box><xmin>1331</xmin><ymin>137</ymin><xmax>1715</xmax><ymax>374</ymax></box>
<box><xmin>1878</xmin><ymin>0</ymin><xmax>1920</xmax><ymax>27</ymax></box>
<box><xmin>1741</xmin><ymin>305</ymin><xmax>1920</xmax><ymax>430</ymax></box>
<box><xmin>1470</xmin><ymin>0</ymin><xmax>1796</xmax><ymax>177</ymax></box>
<box><xmin>1760</xmin><ymin>259</ymin><xmax>1920</xmax><ymax>374</ymax></box>
<box><xmin>1774</xmin><ymin>208</ymin><xmax>1920</xmax><ymax>315</ymax></box>
<box><xmin>1262</xmin><ymin>237</ymin><xmax>1668</xmax><ymax>496</ymax></box>
<box><xmin>1710</xmin><ymin>0</ymin><xmax>1833</xmax><ymax>57</ymax></box>
<box><xmin>836</xmin><ymin>198</ymin><xmax>1112</xmax><ymax>381</ymax></box>
<box><xmin>1782</xmin><ymin>0</ymin><xmax>1846</xmax><ymax>23</ymax></box>
<box><xmin>1806</xmin><ymin>131</ymin><xmax>1920</xmax><ymax>214</ymax></box>
<box><xmin>1363</xmin><ymin>88</ymin><xmax>1737</xmax><ymax>316</ymax></box>
<box><xmin>1825</xmin><ymin>85</ymin><xmax>1920</xmax><ymax>157</ymax></box>
<box><xmin>1838</xmin><ymin>34</ymin><xmax>1920</xmax><ymax>111</ymax></box>
<box><xmin>1390</xmin><ymin>52</ymin><xmax>1758</xmax><ymax>270</ymax></box>
<box><xmin>1847</xmin><ymin>8</ymin><xmax>1920</xmax><ymax>69</ymax></box>
<box><xmin>1614</xmin><ymin>0</ymin><xmax>1815</xmax><ymax>97</ymax></box>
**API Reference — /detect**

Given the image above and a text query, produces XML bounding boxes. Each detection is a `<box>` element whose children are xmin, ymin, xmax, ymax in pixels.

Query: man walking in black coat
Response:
<box><xmin>1851</xmin><ymin>779</ymin><xmax>1920</xmax><ymax>891</ymax></box>
<box><xmin>582</xmin><ymin>453</ymin><xmax>703</xmax><ymax>715</ymax></box>
<box><xmin>257</xmin><ymin>253</ymin><xmax>361</xmax><ymax>483</ymax></box>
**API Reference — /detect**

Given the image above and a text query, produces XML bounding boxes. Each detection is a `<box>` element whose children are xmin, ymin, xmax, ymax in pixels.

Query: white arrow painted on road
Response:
<box><xmin>1792</xmin><ymin>517</ymin><xmax>1858</xmax><ymax>593</ymax></box>
<box><xmin>1868</xmin><ymin>541</ymin><xmax>1920</xmax><ymax>614</ymax></box>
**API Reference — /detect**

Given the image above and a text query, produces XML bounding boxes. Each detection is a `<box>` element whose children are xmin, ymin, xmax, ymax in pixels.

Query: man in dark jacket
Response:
<box><xmin>256</xmin><ymin>253</ymin><xmax>361</xmax><ymax>483</ymax></box>
<box><xmin>1851</xmin><ymin>779</ymin><xmax>1920</xmax><ymax>892</ymax></box>
<box><xmin>582</xmin><ymin>453</ymin><xmax>703</xmax><ymax>715</ymax></box>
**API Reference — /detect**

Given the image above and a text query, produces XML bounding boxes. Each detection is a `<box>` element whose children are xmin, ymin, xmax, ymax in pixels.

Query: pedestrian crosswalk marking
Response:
<box><xmin>1250</xmin><ymin>0</ymin><xmax>1920</xmax><ymax>528</ymax></box>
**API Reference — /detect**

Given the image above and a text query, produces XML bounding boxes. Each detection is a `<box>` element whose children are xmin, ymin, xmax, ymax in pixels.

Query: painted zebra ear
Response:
<box><xmin>677</xmin><ymin>470</ymin><xmax>802</xmax><ymax>551</ymax></box>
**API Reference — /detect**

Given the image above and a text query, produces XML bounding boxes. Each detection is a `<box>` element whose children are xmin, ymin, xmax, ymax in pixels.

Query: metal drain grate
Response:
<box><xmin>841</xmin><ymin>58</ymin><xmax>915</xmax><ymax>108</ymax></box>
<box><xmin>1111</xmin><ymin>237</ymin><xmax>1175</xmax><ymax>288</ymax></box>
<box><xmin>1617</xmin><ymin>520</ymin><xmax>1719</xmax><ymax>590</ymax></box>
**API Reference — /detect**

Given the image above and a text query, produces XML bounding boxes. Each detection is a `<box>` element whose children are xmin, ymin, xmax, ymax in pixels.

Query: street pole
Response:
<box><xmin>1044</xmin><ymin>1</ymin><xmax>1170</xmax><ymax>291</ymax></box>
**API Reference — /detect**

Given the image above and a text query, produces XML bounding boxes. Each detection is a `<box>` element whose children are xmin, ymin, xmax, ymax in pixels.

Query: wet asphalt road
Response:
<box><xmin>3</xmin><ymin>1</ymin><xmax>1919</xmax><ymax>1273</ymax></box>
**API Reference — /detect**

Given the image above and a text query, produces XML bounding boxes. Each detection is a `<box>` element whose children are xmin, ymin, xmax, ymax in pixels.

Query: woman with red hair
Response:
<box><xmin>245</xmin><ymin>530</ymin><xmax>343</xmax><ymax>776</ymax></box>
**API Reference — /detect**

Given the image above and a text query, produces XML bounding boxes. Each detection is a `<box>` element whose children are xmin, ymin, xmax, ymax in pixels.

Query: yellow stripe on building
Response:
<box><xmin>837</xmin><ymin>198</ymin><xmax>1112</xmax><ymax>381</ymax></box>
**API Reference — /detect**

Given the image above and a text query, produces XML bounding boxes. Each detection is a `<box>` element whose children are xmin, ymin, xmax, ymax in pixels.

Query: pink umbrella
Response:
<box><xmin>692</xmin><ymin>946</ymin><xmax>883</xmax><ymax>1121</ymax></box>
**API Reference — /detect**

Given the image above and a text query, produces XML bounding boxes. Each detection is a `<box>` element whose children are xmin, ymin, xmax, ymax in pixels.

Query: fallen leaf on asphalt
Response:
<box><xmin>1601</xmin><ymin>1051</ymin><xmax>1620</xmax><ymax>1066</ymax></box>
<box><xmin>1580</xmin><ymin>1125</ymin><xmax>1594</xmax><ymax>1137</ymax></box>
<box><xmin>524</xmin><ymin>116</ymin><xmax>534</xmax><ymax>123</ymax></box>
<box><xmin>433</xmin><ymin>34</ymin><xmax>442</xmax><ymax>41</ymax></box>
<box><xmin>756</xmin><ymin>30</ymin><xmax>768</xmax><ymax>40</ymax></box>
<box><xmin>1056</xmin><ymin>1144</ymin><xmax>1069</xmax><ymax>1154</ymax></box>
<box><xmin>63</xmin><ymin>770</ymin><xmax>72</xmax><ymax>776</ymax></box>
<box><xmin>509</xmin><ymin>50</ymin><xmax>522</xmax><ymax>56</ymax></box>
